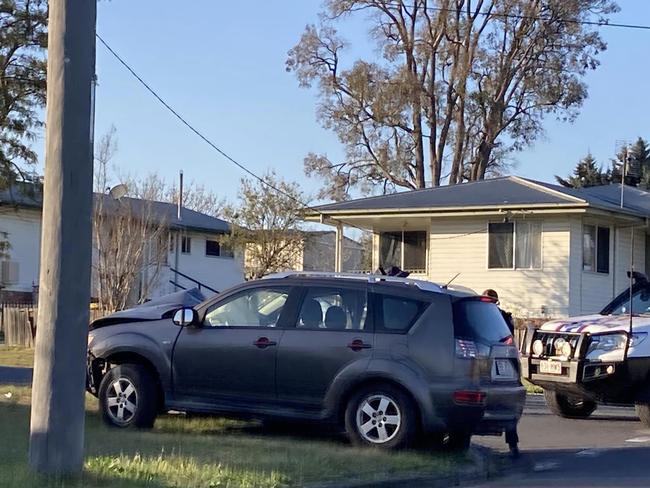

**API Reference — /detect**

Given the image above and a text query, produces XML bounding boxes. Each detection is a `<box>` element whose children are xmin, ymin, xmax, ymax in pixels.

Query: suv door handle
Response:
<box><xmin>253</xmin><ymin>337</ymin><xmax>277</xmax><ymax>349</ymax></box>
<box><xmin>348</xmin><ymin>339</ymin><xmax>372</xmax><ymax>352</ymax></box>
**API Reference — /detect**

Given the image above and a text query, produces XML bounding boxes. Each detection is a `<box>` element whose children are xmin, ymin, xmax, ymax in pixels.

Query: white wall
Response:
<box><xmin>426</xmin><ymin>216</ymin><xmax>572</xmax><ymax>318</ymax></box>
<box><xmin>0</xmin><ymin>208</ymin><xmax>42</xmax><ymax>293</ymax></box>
<box><xmin>570</xmin><ymin>217</ymin><xmax>646</xmax><ymax>315</ymax></box>
<box><xmin>164</xmin><ymin>230</ymin><xmax>244</xmax><ymax>297</ymax></box>
<box><xmin>0</xmin><ymin>208</ymin><xmax>245</xmax><ymax>302</ymax></box>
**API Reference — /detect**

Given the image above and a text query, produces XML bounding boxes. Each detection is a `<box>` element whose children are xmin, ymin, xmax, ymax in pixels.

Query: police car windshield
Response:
<box><xmin>608</xmin><ymin>288</ymin><xmax>650</xmax><ymax>316</ymax></box>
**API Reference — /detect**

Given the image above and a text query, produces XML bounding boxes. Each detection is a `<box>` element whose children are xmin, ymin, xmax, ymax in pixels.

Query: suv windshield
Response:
<box><xmin>453</xmin><ymin>299</ymin><xmax>512</xmax><ymax>344</ymax></box>
<box><xmin>607</xmin><ymin>287</ymin><xmax>650</xmax><ymax>315</ymax></box>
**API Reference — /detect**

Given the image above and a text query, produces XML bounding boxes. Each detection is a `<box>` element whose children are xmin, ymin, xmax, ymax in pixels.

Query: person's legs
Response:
<box><xmin>505</xmin><ymin>426</ymin><xmax>520</xmax><ymax>458</ymax></box>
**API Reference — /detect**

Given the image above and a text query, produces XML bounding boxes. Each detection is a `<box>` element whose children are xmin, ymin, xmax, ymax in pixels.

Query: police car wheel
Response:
<box><xmin>635</xmin><ymin>403</ymin><xmax>650</xmax><ymax>428</ymax></box>
<box><xmin>544</xmin><ymin>390</ymin><xmax>596</xmax><ymax>419</ymax></box>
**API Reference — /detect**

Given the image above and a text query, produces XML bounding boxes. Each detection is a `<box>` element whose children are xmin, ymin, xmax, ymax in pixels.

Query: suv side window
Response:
<box><xmin>297</xmin><ymin>286</ymin><xmax>368</xmax><ymax>331</ymax></box>
<box><xmin>203</xmin><ymin>287</ymin><xmax>289</xmax><ymax>328</ymax></box>
<box><xmin>375</xmin><ymin>293</ymin><xmax>429</xmax><ymax>333</ymax></box>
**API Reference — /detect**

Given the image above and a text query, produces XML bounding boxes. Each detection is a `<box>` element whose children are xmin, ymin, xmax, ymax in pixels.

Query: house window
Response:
<box><xmin>181</xmin><ymin>236</ymin><xmax>191</xmax><ymax>254</ymax></box>
<box><xmin>379</xmin><ymin>231</ymin><xmax>427</xmax><ymax>273</ymax></box>
<box><xmin>583</xmin><ymin>225</ymin><xmax>610</xmax><ymax>273</ymax></box>
<box><xmin>488</xmin><ymin>221</ymin><xmax>542</xmax><ymax>269</ymax></box>
<box><xmin>169</xmin><ymin>233</ymin><xmax>175</xmax><ymax>253</ymax></box>
<box><xmin>206</xmin><ymin>239</ymin><xmax>221</xmax><ymax>257</ymax></box>
<box><xmin>488</xmin><ymin>223</ymin><xmax>514</xmax><ymax>269</ymax></box>
<box><xmin>515</xmin><ymin>221</ymin><xmax>542</xmax><ymax>269</ymax></box>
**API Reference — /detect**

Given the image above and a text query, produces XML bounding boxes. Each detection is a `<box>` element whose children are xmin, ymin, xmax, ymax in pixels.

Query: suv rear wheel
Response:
<box><xmin>98</xmin><ymin>363</ymin><xmax>158</xmax><ymax>429</ymax></box>
<box><xmin>544</xmin><ymin>390</ymin><xmax>596</xmax><ymax>419</ymax></box>
<box><xmin>345</xmin><ymin>384</ymin><xmax>417</xmax><ymax>449</ymax></box>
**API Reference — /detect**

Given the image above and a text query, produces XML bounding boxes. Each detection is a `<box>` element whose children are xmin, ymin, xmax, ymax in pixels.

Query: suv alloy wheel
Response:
<box><xmin>345</xmin><ymin>384</ymin><xmax>416</xmax><ymax>449</ymax></box>
<box><xmin>98</xmin><ymin>363</ymin><xmax>159</xmax><ymax>429</ymax></box>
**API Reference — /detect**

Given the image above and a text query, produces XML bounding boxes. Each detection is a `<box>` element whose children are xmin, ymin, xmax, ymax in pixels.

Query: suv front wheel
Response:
<box><xmin>345</xmin><ymin>384</ymin><xmax>417</xmax><ymax>449</ymax></box>
<box><xmin>98</xmin><ymin>363</ymin><xmax>158</xmax><ymax>429</ymax></box>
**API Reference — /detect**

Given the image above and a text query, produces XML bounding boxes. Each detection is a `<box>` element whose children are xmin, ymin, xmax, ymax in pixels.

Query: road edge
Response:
<box><xmin>305</xmin><ymin>445</ymin><xmax>504</xmax><ymax>488</ymax></box>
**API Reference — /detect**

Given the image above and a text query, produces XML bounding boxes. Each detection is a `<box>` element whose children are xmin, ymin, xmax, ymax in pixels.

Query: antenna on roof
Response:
<box><xmin>108</xmin><ymin>183</ymin><xmax>128</xmax><ymax>200</ymax></box>
<box><xmin>178</xmin><ymin>170</ymin><xmax>184</xmax><ymax>220</ymax></box>
<box><xmin>442</xmin><ymin>272</ymin><xmax>460</xmax><ymax>289</ymax></box>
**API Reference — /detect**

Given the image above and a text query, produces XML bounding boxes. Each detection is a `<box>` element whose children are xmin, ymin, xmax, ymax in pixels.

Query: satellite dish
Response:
<box><xmin>108</xmin><ymin>183</ymin><xmax>128</xmax><ymax>200</ymax></box>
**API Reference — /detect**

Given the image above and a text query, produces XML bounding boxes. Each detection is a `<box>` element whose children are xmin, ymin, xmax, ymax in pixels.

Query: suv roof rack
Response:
<box><xmin>263</xmin><ymin>271</ymin><xmax>444</xmax><ymax>293</ymax></box>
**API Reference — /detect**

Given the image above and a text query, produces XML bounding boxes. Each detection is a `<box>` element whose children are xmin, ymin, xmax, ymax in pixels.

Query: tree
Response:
<box><xmin>0</xmin><ymin>0</ymin><xmax>47</xmax><ymax>183</ymax></box>
<box><xmin>287</xmin><ymin>0</ymin><xmax>617</xmax><ymax>200</ymax></box>
<box><xmin>93</xmin><ymin>129</ymin><xmax>169</xmax><ymax>311</ymax></box>
<box><xmin>628</xmin><ymin>137</ymin><xmax>650</xmax><ymax>188</ymax></box>
<box><xmin>555</xmin><ymin>153</ymin><xmax>606</xmax><ymax>188</ymax></box>
<box><xmin>123</xmin><ymin>172</ymin><xmax>228</xmax><ymax>219</ymax></box>
<box><xmin>223</xmin><ymin>171</ymin><xmax>306</xmax><ymax>280</ymax></box>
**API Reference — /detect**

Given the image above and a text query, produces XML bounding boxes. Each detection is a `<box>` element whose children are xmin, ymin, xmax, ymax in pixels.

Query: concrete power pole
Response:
<box><xmin>29</xmin><ymin>0</ymin><xmax>97</xmax><ymax>475</ymax></box>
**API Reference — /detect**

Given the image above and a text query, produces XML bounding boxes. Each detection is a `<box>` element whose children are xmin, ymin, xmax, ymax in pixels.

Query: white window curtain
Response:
<box><xmin>515</xmin><ymin>222</ymin><xmax>542</xmax><ymax>269</ymax></box>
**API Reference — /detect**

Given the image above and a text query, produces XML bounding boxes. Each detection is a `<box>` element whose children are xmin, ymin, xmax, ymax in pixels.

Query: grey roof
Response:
<box><xmin>0</xmin><ymin>182</ymin><xmax>230</xmax><ymax>234</ymax></box>
<box><xmin>312</xmin><ymin>176</ymin><xmax>650</xmax><ymax>218</ymax></box>
<box><xmin>96</xmin><ymin>194</ymin><xmax>231</xmax><ymax>233</ymax></box>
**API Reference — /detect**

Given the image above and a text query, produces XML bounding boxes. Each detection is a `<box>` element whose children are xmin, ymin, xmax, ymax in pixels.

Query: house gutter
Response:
<box><xmin>306</xmin><ymin>205</ymin><xmax>647</xmax><ymax>225</ymax></box>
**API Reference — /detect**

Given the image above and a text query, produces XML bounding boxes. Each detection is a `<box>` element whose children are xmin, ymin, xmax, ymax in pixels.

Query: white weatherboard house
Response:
<box><xmin>308</xmin><ymin>176</ymin><xmax>650</xmax><ymax>319</ymax></box>
<box><xmin>0</xmin><ymin>183</ymin><xmax>244</xmax><ymax>304</ymax></box>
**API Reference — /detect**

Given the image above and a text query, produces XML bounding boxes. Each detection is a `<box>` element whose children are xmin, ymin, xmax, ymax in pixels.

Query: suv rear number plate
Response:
<box><xmin>539</xmin><ymin>360</ymin><xmax>562</xmax><ymax>375</ymax></box>
<box><xmin>493</xmin><ymin>359</ymin><xmax>516</xmax><ymax>379</ymax></box>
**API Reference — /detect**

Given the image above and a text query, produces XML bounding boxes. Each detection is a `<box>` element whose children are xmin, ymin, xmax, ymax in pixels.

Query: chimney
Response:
<box><xmin>177</xmin><ymin>170</ymin><xmax>183</xmax><ymax>220</ymax></box>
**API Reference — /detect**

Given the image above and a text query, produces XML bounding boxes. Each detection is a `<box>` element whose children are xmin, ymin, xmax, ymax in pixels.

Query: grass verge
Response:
<box><xmin>0</xmin><ymin>384</ymin><xmax>467</xmax><ymax>488</ymax></box>
<box><xmin>522</xmin><ymin>378</ymin><xmax>544</xmax><ymax>395</ymax></box>
<box><xmin>0</xmin><ymin>346</ymin><xmax>34</xmax><ymax>368</ymax></box>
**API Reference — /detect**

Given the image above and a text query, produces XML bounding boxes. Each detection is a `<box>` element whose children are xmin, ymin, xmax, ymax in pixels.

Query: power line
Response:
<box><xmin>95</xmin><ymin>34</ymin><xmax>373</xmax><ymax>235</ymax></box>
<box><xmin>383</xmin><ymin>2</ymin><xmax>650</xmax><ymax>31</ymax></box>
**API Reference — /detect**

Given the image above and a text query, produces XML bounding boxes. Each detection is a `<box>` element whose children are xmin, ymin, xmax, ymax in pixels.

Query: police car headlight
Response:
<box><xmin>586</xmin><ymin>333</ymin><xmax>627</xmax><ymax>359</ymax></box>
<box><xmin>532</xmin><ymin>339</ymin><xmax>544</xmax><ymax>356</ymax></box>
<box><xmin>561</xmin><ymin>341</ymin><xmax>573</xmax><ymax>358</ymax></box>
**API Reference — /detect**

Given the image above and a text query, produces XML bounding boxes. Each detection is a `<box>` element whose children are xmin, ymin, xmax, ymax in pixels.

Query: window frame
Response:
<box><xmin>205</xmin><ymin>239</ymin><xmax>221</xmax><ymax>257</ymax></box>
<box><xmin>378</xmin><ymin>230</ymin><xmax>428</xmax><ymax>274</ymax></box>
<box><xmin>487</xmin><ymin>220</ymin><xmax>543</xmax><ymax>270</ymax></box>
<box><xmin>290</xmin><ymin>281</ymin><xmax>373</xmax><ymax>333</ymax></box>
<box><xmin>582</xmin><ymin>224</ymin><xmax>610</xmax><ymax>274</ymax></box>
<box><xmin>200</xmin><ymin>285</ymin><xmax>294</xmax><ymax>329</ymax></box>
<box><xmin>181</xmin><ymin>235</ymin><xmax>192</xmax><ymax>254</ymax></box>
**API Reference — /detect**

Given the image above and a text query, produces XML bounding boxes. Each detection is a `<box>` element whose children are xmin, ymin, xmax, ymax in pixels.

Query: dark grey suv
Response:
<box><xmin>87</xmin><ymin>273</ymin><xmax>525</xmax><ymax>449</ymax></box>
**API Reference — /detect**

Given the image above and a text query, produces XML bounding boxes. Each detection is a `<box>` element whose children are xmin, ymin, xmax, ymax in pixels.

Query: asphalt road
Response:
<box><xmin>472</xmin><ymin>395</ymin><xmax>650</xmax><ymax>487</ymax></box>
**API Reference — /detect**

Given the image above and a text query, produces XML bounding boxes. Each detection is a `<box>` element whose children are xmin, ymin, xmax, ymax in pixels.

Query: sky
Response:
<box><xmin>42</xmin><ymin>0</ymin><xmax>650</xmax><ymax>204</ymax></box>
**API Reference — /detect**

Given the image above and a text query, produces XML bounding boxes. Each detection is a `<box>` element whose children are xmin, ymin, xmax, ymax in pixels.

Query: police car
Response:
<box><xmin>521</xmin><ymin>272</ymin><xmax>650</xmax><ymax>425</ymax></box>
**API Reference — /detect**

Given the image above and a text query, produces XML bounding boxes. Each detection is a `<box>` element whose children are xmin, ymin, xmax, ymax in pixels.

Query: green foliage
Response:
<box><xmin>555</xmin><ymin>153</ymin><xmax>607</xmax><ymax>188</ymax></box>
<box><xmin>0</xmin><ymin>0</ymin><xmax>48</xmax><ymax>185</ymax></box>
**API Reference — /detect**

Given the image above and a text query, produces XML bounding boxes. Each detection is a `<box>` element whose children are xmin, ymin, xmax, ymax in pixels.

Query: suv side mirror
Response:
<box><xmin>173</xmin><ymin>307</ymin><xmax>199</xmax><ymax>327</ymax></box>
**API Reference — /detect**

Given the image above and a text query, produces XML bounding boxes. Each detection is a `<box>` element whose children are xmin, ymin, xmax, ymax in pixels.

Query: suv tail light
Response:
<box><xmin>455</xmin><ymin>338</ymin><xmax>478</xmax><ymax>359</ymax></box>
<box><xmin>453</xmin><ymin>390</ymin><xmax>486</xmax><ymax>405</ymax></box>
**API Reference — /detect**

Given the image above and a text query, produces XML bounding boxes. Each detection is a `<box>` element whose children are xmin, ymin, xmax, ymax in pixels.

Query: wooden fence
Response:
<box><xmin>0</xmin><ymin>305</ymin><xmax>108</xmax><ymax>347</ymax></box>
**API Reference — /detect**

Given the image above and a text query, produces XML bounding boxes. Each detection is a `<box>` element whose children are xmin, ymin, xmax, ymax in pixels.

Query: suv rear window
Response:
<box><xmin>453</xmin><ymin>299</ymin><xmax>511</xmax><ymax>344</ymax></box>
